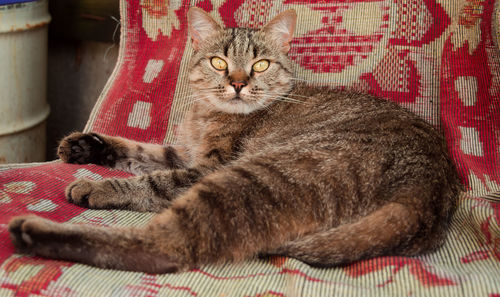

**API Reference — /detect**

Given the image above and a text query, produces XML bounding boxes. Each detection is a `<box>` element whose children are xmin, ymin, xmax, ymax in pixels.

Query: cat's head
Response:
<box><xmin>187</xmin><ymin>7</ymin><xmax>296</xmax><ymax>114</ymax></box>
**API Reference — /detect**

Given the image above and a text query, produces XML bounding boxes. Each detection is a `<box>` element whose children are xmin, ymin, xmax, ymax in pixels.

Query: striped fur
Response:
<box><xmin>8</xmin><ymin>8</ymin><xmax>462</xmax><ymax>274</ymax></box>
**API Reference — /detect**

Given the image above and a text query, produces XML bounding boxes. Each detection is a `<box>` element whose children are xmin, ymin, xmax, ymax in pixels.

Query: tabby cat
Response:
<box><xmin>8</xmin><ymin>8</ymin><xmax>462</xmax><ymax>273</ymax></box>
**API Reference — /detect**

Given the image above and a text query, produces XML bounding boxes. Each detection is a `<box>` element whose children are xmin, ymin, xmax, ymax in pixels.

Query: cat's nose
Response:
<box><xmin>231</xmin><ymin>81</ymin><xmax>248</xmax><ymax>93</ymax></box>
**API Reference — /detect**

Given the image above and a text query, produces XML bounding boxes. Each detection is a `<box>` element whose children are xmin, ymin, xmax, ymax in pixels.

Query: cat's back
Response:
<box><xmin>255</xmin><ymin>83</ymin><xmax>443</xmax><ymax>156</ymax></box>
<box><xmin>244</xmin><ymin>83</ymin><xmax>460</xmax><ymax>211</ymax></box>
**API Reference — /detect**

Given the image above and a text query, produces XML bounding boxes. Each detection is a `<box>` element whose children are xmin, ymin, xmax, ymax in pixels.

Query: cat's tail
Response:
<box><xmin>270</xmin><ymin>201</ymin><xmax>442</xmax><ymax>266</ymax></box>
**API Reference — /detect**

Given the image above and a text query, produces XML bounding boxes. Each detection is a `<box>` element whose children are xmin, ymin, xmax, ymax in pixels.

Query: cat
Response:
<box><xmin>8</xmin><ymin>7</ymin><xmax>462</xmax><ymax>274</ymax></box>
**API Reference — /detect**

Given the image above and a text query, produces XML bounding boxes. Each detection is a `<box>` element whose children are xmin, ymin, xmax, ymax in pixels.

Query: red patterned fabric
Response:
<box><xmin>85</xmin><ymin>1</ymin><xmax>189</xmax><ymax>144</ymax></box>
<box><xmin>441</xmin><ymin>0</ymin><xmax>500</xmax><ymax>194</ymax></box>
<box><xmin>0</xmin><ymin>164</ymin><xmax>132</xmax><ymax>263</ymax></box>
<box><xmin>1</xmin><ymin>0</ymin><xmax>499</xmax><ymax>296</ymax></box>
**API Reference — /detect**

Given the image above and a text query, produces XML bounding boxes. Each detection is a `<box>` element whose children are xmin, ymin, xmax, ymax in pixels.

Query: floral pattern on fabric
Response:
<box><xmin>141</xmin><ymin>0</ymin><xmax>182</xmax><ymax>40</ymax></box>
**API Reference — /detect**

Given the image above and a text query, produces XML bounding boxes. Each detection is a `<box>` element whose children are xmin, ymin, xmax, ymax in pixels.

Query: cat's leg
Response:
<box><xmin>8</xmin><ymin>215</ymin><xmax>181</xmax><ymax>273</ymax></box>
<box><xmin>58</xmin><ymin>132</ymin><xmax>187</xmax><ymax>174</ymax></box>
<box><xmin>268</xmin><ymin>200</ymin><xmax>435</xmax><ymax>266</ymax></box>
<box><xmin>63</xmin><ymin>132</ymin><xmax>234</xmax><ymax>212</ymax></box>
<box><xmin>66</xmin><ymin>168</ymin><xmax>203</xmax><ymax>212</ymax></box>
<box><xmin>8</xmin><ymin>162</ymin><xmax>323</xmax><ymax>273</ymax></box>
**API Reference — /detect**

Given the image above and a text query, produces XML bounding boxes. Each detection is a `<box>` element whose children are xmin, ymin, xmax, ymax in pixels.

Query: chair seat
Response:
<box><xmin>0</xmin><ymin>162</ymin><xmax>499</xmax><ymax>296</ymax></box>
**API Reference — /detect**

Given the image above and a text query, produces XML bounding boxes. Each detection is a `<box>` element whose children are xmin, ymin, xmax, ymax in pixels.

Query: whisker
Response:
<box><xmin>177</xmin><ymin>97</ymin><xmax>210</xmax><ymax>109</ymax></box>
<box><xmin>253</xmin><ymin>95</ymin><xmax>311</xmax><ymax>105</ymax></box>
<box><xmin>271</xmin><ymin>99</ymin><xmax>307</xmax><ymax>105</ymax></box>
<box><xmin>270</xmin><ymin>97</ymin><xmax>311</xmax><ymax>105</ymax></box>
<box><xmin>290</xmin><ymin>78</ymin><xmax>318</xmax><ymax>83</ymax></box>
<box><xmin>252</xmin><ymin>91</ymin><xmax>311</xmax><ymax>99</ymax></box>
<box><xmin>137</xmin><ymin>94</ymin><xmax>212</xmax><ymax>120</ymax></box>
<box><xmin>268</xmin><ymin>93</ymin><xmax>311</xmax><ymax>99</ymax></box>
<box><xmin>174</xmin><ymin>94</ymin><xmax>199</xmax><ymax>100</ymax></box>
<box><xmin>173</xmin><ymin>92</ymin><xmax>216</xmax><ymax>102</ymax></box>
<box><xmin>249</xmin><ymin>91</ymin><xmax>311</xmax><ymax>103</ymax></box>
<box><xmin>173</xmin><ymin>87</ymin><xmax>221</xmax><ymax>97</ymax></box>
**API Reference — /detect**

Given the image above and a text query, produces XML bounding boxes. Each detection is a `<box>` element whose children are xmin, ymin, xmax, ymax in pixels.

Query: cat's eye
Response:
<box><xmin>252</xmin><ymin>59</ymin><xmax>270</xmax><ymax>72</ymax></box>
<box><xmin>211</xmin><ymin>57</ymin><xmax>228</xmax><ymax>71</ymax></box>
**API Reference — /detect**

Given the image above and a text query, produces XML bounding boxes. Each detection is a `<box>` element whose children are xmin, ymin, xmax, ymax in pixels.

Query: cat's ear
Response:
<box><xmin>261</xmin><ymin>9</ymin><xmax>297</xmax><ymax>53</ymax></box>
<box><xmin>187</xmin><ymin>7</ymin><xmax>222</xmax><ymax>51</ymax></box>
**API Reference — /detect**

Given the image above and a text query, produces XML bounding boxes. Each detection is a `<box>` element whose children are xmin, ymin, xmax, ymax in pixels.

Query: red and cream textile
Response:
<box><xmin>1</xmin><ymin>0</ymin><xmax>499</xmax><ymax>296</ymax></box>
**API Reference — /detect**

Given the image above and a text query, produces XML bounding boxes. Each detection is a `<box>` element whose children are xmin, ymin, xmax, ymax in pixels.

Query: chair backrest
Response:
<box><xmin>84</xmin><ymin>0</ymin><xmax>500</xmax><ymax>198</ymax></box>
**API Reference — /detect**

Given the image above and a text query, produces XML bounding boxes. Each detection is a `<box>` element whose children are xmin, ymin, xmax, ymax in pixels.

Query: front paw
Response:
<box><xmin>66</xmin><ymin>178</ymin><xmax>99</xmax><ymax>208</ymax></box>
<box><xmin>58</xmin><ymin>132</ymin><xmax>116</xmax><ymax>166</ymax></box>
<box><xmin>66</xmin><ymin>179</ymin><xmax>121</xmax><ymax>209</ymax></box>
<box><xmin>8</xmin><ymin>215</ymin><xmax>56</xmax><ymax>254</ymax></box>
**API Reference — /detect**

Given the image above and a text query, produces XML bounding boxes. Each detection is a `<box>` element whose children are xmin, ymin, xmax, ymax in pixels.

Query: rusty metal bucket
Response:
<box><xmin>0</xmin><ymin>0</ymin><xmax>51</xmax><ymax>164</ymax></box>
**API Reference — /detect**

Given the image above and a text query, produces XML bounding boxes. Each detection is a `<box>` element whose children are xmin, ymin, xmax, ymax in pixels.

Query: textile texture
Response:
<box><xmin>1</xmin><ymin>0</ymin><xmax>499</xmax><ymax>296</ymax></box>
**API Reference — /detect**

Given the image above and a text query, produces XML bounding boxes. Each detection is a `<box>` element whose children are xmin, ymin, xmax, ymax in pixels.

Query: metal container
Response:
<box><xmin>0</xmin><ymin>0</ymin><xmax>51</xmax><ymax>164</ymax></box>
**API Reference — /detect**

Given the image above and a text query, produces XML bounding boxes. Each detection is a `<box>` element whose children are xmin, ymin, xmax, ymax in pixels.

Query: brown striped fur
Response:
<box><xmin>9</xmin><ymin>8</ymin><xmax>461</xmax><ymax>273</ymax></box>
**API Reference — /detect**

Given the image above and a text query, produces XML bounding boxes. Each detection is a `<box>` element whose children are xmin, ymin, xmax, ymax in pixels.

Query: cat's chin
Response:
<box><xmin>218</xmin><ymin>101</ymin><xmax>261</xmax><ymax>114</ymax></box>
<box><xmin>204</xmin><ymin>97</ymin><xmax>264</xmax><ymax>114</ymax></box>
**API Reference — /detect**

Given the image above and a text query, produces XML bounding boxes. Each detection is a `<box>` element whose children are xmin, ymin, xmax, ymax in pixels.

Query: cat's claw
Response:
<box><xmin>58</xmin><ymin>132</ymin><xmax>116</xmax><ymax>166</ymax></box>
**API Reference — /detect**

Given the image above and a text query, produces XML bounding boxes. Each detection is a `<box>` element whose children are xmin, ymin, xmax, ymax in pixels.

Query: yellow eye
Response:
<box><xmin>252</xmin><ymin>59</ymin><xmax>270</xmax><ymax>72</ymax></box>
<box><xmin>211</xmin><ymin>57</ymin><xmax>228</xmax><ymax>71</ymax></box>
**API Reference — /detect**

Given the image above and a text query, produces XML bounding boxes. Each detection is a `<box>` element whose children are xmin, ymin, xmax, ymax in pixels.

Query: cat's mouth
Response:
<box><xmin>229</xmin><ymin>95</ymin><xmax>243</xmax><ymax>102</ymax></box>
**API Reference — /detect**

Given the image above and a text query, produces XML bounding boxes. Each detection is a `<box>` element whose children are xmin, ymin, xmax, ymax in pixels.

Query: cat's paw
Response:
<box><xmin>66</xmin><ymin>178</ymin><xmax>121</xmax><ymax>209</ymax></box>
<box><xmin>8</xmin><ymin>215</ymin><xmax>57</xmax><ymax>254</ymax></box>
<box><xmin>66</xmin><ymin>178</ymin><xmax>100</xmax><ymax>208</ymax></box>
<box><xmin>58</xmin><ymin>132</ymin><xmax>117</xmax><ymax>166</ymax></box>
